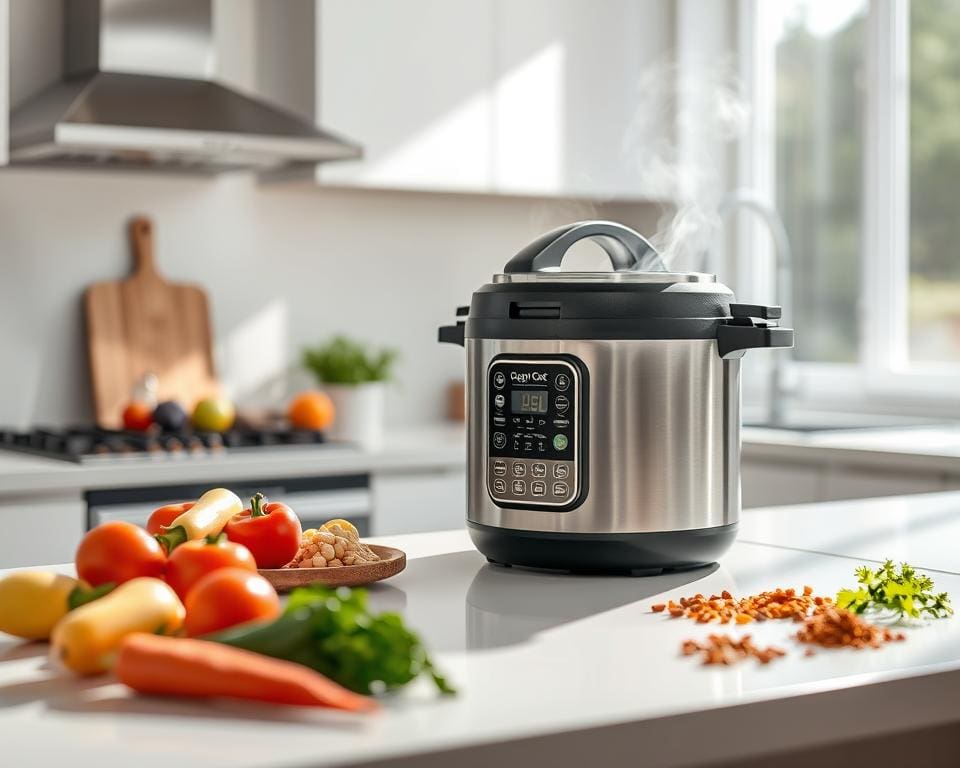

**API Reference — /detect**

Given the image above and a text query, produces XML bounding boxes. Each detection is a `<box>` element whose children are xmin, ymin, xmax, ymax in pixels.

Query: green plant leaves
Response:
<box><xmin>302</xmin><ymin>336</ymin><xmax>399</xmax><ymax>385</ymax></box>
<box><xmin>836</xmin><ymin>559</ymin><xmax>953</xmax><ymax>620</ymax></box>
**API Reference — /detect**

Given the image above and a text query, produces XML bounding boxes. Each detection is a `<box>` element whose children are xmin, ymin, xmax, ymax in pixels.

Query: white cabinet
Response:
<box><xmin>318</xmin><ymin>0</ymin><xmax>496</xmax><ymax>193</ymax></box>
<box><xmin>371</xmin><ymin>468</ymin><xmax>466</xmax><ymax>535</ymax></box>
<box><xmin>0</xmin><ymin>493</ymin><xmax>85</xmax><ymax>569</ymax></box>
<box><xmin>316</xmin><ymin>0</ymin><xmax>674</xmax><ymax>198</ymax></box>
<box><xmin>822</xmin><ymin>466</ymin><xmax>944</xmax><ymax>502</ymax></box>
<box><xmin>742</xmin><ymin>459</ymin><xmax>822</xmax><ymax>509</ymax></box>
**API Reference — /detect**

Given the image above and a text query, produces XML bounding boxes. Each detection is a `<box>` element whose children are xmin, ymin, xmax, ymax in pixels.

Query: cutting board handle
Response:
<box><xmin>129</xmin><ymin>216</ymin><xmax>159</xmax><ymax>279</ymax></box>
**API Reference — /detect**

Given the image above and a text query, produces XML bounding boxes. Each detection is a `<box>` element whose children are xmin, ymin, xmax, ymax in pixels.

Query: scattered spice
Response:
<box><xmin>795</xmin><ymin>607</ymin><xmax>907</xmax><ymax>650</ymax></box>
<box><xmin>681</xmin><ymin>634</ymin><xmax>786</xmax><ymax>666</ymax></box>
<box><xmin>656</xmin><ymin>586</ymin><xmax>831</xmax><ymax>625</ymax></box>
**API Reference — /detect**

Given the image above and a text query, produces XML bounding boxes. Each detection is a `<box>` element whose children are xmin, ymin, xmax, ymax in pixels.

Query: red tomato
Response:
<box><xmin>224</xmin><ymin>493</ymin><xmax>302</xmax><ymax>569</ymax></box>
<box><xmin>122</xmin><ymin>401</ymin><xmax>154</xmax><ymax>431</ymax></box>
<box><xmin>76</xmin><ymin>521</ymin><xmax>166</xmax><ymax>587</ymax></box>
<box><xmin>183</xmin><ymin>568</ymin><xmax>280</xmax><ymax>637</ymax></box>
<box><xmin>165</xmin><ymin>534</ymin><xmax>257</xmax><ymax>601</ymax></box>
<box><xmin>146</xmin><ymin>502</ymin><xmax>195</xmax><ymax>536</ymax></box>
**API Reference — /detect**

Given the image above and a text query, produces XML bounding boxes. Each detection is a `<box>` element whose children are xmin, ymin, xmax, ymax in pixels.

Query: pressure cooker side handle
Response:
<box><xmin>717</xmin><ymin>324</ymin><xmax>794</xmax><ymax>359</ymax></box>
<box><xmin>502</xmin><ymin>221</ymin><xmax>665</xmax><ymax>273</ymax></box>
<box><xmin>438</xmin><ymin>306</ymin><xmax>468</xmax><ymax>347</ymax></box>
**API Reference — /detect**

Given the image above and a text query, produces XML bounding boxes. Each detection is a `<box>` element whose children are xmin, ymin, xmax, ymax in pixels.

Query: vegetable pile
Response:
<box><xmin>0</xmin><ymin>484</ymin><xmax>453</xmax><ymax>712</ymax></box>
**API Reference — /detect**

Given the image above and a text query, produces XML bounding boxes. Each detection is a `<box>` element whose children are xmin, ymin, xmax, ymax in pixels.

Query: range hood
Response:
<box><xmin>9</xmin><ymin>0</ymin><xmax>362</xmax><ymax>173</ymax></box>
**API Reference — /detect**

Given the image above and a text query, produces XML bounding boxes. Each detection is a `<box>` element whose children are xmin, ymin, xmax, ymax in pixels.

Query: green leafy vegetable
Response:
<box><xmin>208</xmin><ymin>585</ymin><xmax>455</xmax><ymax>696</ymax></box>
<box><xmin>836</xmin><ymin>560</ymin><xmax>952</xmax><ymax>620</ymax></box>
<box><xmin>303</xmin><ymin>336</ymin><xmax>398</xmax><ymax>385</ymax></box>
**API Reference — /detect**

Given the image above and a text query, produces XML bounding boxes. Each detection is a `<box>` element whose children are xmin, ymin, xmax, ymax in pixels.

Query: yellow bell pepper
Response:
<box><xmin>156</xmin><ymin>487</ymin><xmax>243</xmax><ymax>551</ymax></box>
<box><xmin>51</xmin><ymin>577</ymin><xmax>184</xmax><ymax>675</ymax></box>
<box><xmin>0</xmin><ymin>571</ymin><xmax>84</xmax><ymax>640</ymax></box>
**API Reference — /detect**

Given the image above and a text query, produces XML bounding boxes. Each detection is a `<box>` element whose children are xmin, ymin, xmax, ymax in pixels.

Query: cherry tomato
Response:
<box><xmin>224</xmin><ymin>493</ymin><xmax>302</xmax><ymax>569</ymax></box>
<box><xmin>75</xmin><ymin>521</ymin><xmax>166</xmax><ymax>587</ymax></box>
<box><xmin>122</xmin><ymin>401</ymin><xmax>154</xmax><ymax>431</ymax></box>
<box><xmin>165</xmin><ymin>534</ymin><xmax>257</xmax><ymax>601</ymax></box>
<box><xmin>146</xmin><ymin>502</ymin><xmax>195</xmax><ymax>536</ymax></box>
<box><xmin>183</xmin><ymin>568</ymin><xmax>280</xmax><ymax>637</ymax></box>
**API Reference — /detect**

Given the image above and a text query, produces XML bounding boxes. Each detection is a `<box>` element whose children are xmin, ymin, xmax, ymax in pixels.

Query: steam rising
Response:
<box><xmin>621</xmin><ymin>59</ymin><xmax>749</xmax><ymax>270</ymax></box>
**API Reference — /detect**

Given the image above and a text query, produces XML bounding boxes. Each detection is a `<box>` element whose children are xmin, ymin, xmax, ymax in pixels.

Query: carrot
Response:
<box><xmin>116</xmin><ymin>633</ymin><xmax>378</xmax><ymax>712</ymax></box>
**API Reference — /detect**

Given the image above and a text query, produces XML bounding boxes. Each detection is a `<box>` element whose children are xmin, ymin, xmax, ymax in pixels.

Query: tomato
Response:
<box><xmin>165</xmin><ymin>534</ymin><xmax>257</xmax><ymax>601</ymax></box>
<box><xmin>76</xmin><ymin>521</ymin><xmax>166</xmax><ymax>587</ymax></box>
<box><xmin>183</xmin><ymin>568</ymin><xmax>280</xmax><ymax>637</ymax></box>
<box><xmin>224</xmin><ymin>493</ymin><xmax>302</xmax><ymax>569</ymax></box>
<box><xmin>146</xmin><ymin>502</ymin><xmax>195</xmax><ymax>536</ymax></box>
<box><xmin>122</xmin><ymin>401</ymin><xmax>154</xmax><ymax>431</ymax></box>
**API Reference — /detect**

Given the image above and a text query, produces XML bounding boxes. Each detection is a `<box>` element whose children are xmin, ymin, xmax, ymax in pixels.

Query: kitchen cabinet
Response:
<box><xmin>314</xmin><ymin>0</ymin><xmax>674</xmax><ymax>198</ymax></box>
<box><xmin>0</xmin><ymin>492</ymin><xmax>85</xmax><ymax>568</ymax></box>
<box><xmin>822</xmin><ymin>465</ymin><xmax>944</xmax><ymax>502</ymax></box>
<box><xmin>371</xmin><ymin>468</ymin><xmax>466</xmax><ymax>535</ymax></box>
<box><xmin>741</xmin><ymin>459</ymin><xmax>822</xmax><ymax>508</ymax></box>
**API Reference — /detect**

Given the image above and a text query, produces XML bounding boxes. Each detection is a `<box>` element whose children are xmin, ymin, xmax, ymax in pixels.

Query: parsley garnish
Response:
<box><xmin>836</xmin><ymin>559</ymin><xmax>953</xmax><ymax>620</ymax></box>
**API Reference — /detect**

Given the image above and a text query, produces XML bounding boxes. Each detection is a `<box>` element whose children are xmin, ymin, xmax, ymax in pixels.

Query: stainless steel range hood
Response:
<box><xmin>9</xmin><ymin>0</ymin><xmax>362</xmax><ymax>173</ymax></box>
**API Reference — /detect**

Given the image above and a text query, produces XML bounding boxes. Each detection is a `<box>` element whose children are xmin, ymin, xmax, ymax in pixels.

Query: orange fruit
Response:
<box><xmin>287</xmin><ymin>391</ymin><xmax>335</xmax><ymax>431</ymax></box>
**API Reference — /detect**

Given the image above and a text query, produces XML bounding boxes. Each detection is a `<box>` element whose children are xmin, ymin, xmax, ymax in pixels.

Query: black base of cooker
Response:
<box><xmin>468</xmin><ymin>521</ymin><xmax>738</xmax><ymax>576</ymax></box>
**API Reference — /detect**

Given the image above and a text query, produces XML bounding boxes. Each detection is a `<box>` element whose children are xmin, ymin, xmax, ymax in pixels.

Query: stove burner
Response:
<box><xmin>0</xmin><ymin>427</ymin><xmax>328</xmax><ymax>463</ymax></box>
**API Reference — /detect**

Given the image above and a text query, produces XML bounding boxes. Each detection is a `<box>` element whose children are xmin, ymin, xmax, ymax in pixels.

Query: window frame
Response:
<box><xmin>740</xmin><ymin>0</ymin><xmax>960</xmax><ymax>417</ymax></box>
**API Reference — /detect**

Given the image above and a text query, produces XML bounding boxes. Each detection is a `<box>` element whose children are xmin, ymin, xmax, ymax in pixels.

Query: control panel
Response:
<box><xmin>486</xmin><ymin>356</ymin><xmax>585</xmax><ymax>509</ymax></box>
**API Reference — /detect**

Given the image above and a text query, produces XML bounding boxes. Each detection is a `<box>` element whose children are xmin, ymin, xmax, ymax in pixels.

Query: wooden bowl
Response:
<box><xmin>258</xmin><ymin>544</ymin><xmax>406</xmax><ymax>592</ymax></box>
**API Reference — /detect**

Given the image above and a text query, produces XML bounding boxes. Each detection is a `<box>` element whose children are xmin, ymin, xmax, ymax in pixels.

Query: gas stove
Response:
<box><xmin>0</xmin><ymin>426</ymin><xmax>330</xmax><ymax>464</ymax></box>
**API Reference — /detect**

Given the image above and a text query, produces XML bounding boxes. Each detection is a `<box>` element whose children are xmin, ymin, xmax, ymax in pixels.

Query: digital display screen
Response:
<box><xmin>511</xmin><ymin>390</ymin><xmax>548</xmax><ymax>413</ymax></box>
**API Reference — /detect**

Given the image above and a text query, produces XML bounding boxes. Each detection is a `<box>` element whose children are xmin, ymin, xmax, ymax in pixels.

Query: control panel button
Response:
<box><xmin>493</xmin><ymin>432</ymin><xmax>507</xmax><ymax>449</ymax></box>
<box><xmin>555</xmin><ymin>395</ymin><xmax>570</xmax><ymax>414</ymax></box>
<box><xmin>531</xmin><ymin>481</ymin><xmax>546</xmax><ymax>496</ymax></box>
<box><xmin>512</xmin><ymin>480</ymin><xmax>527</xmax><ymax>495</ymax></box>
<box><xmin>512</xmin><ymin>462</ymin><xmax>526</xmax><ymax>477</ymax></box>
<box><xmin>493</xmin><ymin>415</ymin><xmax>506</xmax><ymax>427</ymax></box>
<box><xmin>553</xmin><ymin>464</ymin><xmax>569</xmax><ymax>479</ymax></box>
<box><xmin>552</xmin><ymin>434</ymin><xmax>569</xmax><ymax>451</ymax></box>
<box><xmin>552</xmin><ymin>418</ymin><xmax>569</xmax><ymax>428</ymax></box>
<box><xmin>493</xmin><ymin>460</ymin><xmax>507</xmax><ymax>476</ymax></box>
<box><xmin>494</xmin><ymin>371</ymin><xmax>506</xmax><ymax>389</ymax></box>
<box><xmin>493</xmin><ymin>478</ymin><xmax>507</xmax><ymax>494</ymax></box>
<box><xmin>523</xmin><ymin>439</ymin><xmax>534</xmax><ymax>452</ymax></box>
<box><xmin>553</xmin><ymin>482</ymin><xmax>569</xmax><ymax>497</ymax></box>
<box><xmin>531</xmin><ymin>462</ymin><xmax>546</xmax><ymax>477</ymax></box>
<box><xmin>555</xmin><ymin>373</ymin><xmax>570</xmax><ymax>391</ymax></box>
<box><xmin>494</xmin><ymin>393</ymin><xmax>505</xmax><ymax>409</ymax></box>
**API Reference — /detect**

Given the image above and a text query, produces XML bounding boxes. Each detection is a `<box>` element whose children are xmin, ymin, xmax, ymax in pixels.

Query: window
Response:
<box><xmin>747</xmin><ymin>0</ymin><xmax>960</xmax><ymax>410</ymax></box>
<box><xmin>909</xmin><ymin>0</ymin><xmax>960</xmax><ymax>364</ymax></box>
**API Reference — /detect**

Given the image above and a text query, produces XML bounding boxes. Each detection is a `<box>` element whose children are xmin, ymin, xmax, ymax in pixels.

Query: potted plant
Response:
<box><xmin>302</xmin><ymin>336</ymin><xmax>398</xmax><ymax>449</ymax></box>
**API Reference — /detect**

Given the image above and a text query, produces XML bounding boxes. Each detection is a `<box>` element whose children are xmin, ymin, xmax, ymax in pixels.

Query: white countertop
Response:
<box><xmin>0</xmin><ymin>425</ymin><xmax>467</xmax><ymax>496</ymax></box>
<box><xmin>4</xmin><ymin>493</ymin><xmax>960</xmax><ymax>767</ymax></box>
<box><xmin>742</xmin><ymin>423</ymin><xmax>960</xmax><ymax>472</ymax></box>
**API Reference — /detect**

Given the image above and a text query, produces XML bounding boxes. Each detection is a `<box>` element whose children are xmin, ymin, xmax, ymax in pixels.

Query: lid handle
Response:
<box><xmin>503</xmin><ymin>221</ymin><xmax>664</xmax><ymax>274</ymax></box>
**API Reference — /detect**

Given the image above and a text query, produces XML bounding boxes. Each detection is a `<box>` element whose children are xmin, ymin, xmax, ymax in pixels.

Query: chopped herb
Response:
<box><xmin>836</xmin><ymin>560</ymin><xmax>952</xmax><ymax>620</ymax></box>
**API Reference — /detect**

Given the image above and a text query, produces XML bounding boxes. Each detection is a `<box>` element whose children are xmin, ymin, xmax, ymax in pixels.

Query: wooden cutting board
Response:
<box><xmin>85</xmin><ymin>217</ymin><xmax>219</xmax><ymax>428</ymax></box>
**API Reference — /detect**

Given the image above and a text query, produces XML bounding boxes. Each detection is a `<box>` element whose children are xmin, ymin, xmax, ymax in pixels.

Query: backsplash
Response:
<box><xmin>0</xmin><ymin>169</ymin><xmax>657</xmax><ymax>428</ymax></box>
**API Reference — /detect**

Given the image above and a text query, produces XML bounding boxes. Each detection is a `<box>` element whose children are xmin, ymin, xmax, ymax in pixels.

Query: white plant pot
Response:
<box><xmin>324</xmin><ymin>383</ymin><xmax>387</xmax><ymax>449</ymax></box>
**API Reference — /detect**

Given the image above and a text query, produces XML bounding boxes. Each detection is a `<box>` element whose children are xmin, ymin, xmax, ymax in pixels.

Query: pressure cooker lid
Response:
<box><xmin>439</xmin><ymin>220</ymin><xmax>793</xmax><ymax>355</ymax></box>
<box><xmin>495</xmin><ymin>220</ymin><xmax>714</xmax><ymax>285</ymax></box>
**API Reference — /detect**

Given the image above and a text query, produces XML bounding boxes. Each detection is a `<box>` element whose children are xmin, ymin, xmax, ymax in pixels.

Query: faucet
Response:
<box><xmin>711</xmin><ymin>189</ymin><xmax>793</xmax><ymax>426</ymax></box>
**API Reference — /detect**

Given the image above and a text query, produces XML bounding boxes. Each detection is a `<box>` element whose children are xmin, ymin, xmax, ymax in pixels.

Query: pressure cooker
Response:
<box><xmin>439</xmin><ymin>221</ymin><xmax>793</xmax><ymax>575</ymax></box>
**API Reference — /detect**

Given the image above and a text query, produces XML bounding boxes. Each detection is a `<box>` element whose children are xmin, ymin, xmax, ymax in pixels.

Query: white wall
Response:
<box><xmin>0</xmin><ymin>169</ymin><xmax>658</xmax><ymax>428</ymax></box>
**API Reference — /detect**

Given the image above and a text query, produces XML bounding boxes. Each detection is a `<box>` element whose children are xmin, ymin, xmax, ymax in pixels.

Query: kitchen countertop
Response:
<box><xmin>4</xmin><ymin>493</ymin><xmax>960</xmax><ymax>767</ymax></box>
<box><xmin>0</xmin><ymin>425</ymin><xmax>467</xmax><ymax>496</ymax></box>
<box><xmin>741</xmin><ymin>423</ymin><xmax>960</xmax><ymax>472</ymax></box>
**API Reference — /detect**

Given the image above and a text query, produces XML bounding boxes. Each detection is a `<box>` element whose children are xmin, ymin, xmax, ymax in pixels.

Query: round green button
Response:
<box><xmin>552</xmin><ymin>434</ymin><xmax>568</xmax><ymax>451</ymax></box>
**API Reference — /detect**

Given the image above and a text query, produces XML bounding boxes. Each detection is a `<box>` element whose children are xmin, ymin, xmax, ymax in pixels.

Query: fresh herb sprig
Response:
<box><xmin>836</xmin><ymin>559</ymin><xmax>952</xmax><ymax>620</ymax></box>
<box><xmin>210</xmin><ymin>585</ymin><xmax>455</xmax><ymax>696</ymax></box>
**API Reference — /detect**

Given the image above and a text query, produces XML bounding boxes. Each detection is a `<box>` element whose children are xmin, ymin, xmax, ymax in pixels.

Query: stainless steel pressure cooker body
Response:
<box><xmin>439</xmin><ymin>221</ymin><xmax>793</xmax><ymax>574</ymax></box>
